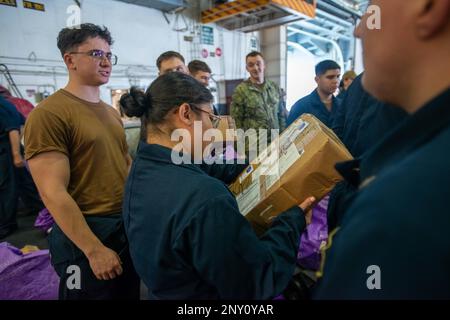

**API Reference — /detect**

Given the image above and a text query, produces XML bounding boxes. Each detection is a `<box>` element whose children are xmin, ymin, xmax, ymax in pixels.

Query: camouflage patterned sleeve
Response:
<box><xmin>278</xmin><ymin>106</ymin><xmax>287</xmax><ymax>132</ymax></box>
<box><xmin>230</xmin><ymin>85</ymin><xmax>246</xmax><ymax>131</ymax></box>
<box><xmin>278</xmin><ymin>95</ymin><xmax>288</xmax><ymax>132</ymax></box>
<box><xmin>274</xmin><ymin>83</ymin><xmax>287</xmax><ymax>131</ymax></box>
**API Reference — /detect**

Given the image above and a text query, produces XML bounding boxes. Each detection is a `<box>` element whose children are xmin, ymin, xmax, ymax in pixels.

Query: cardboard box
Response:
<box><xmin>209</xmin><ymin>116</ymin><xmax>238</xmax><ymax>158</ymax></box>
<box><xmin>229</xmin><ymin>114</ymin><xmax>353</xmax><ymax>232</ymax></box>
<box><xmin>216</xmin><ymin>116</ymin><xmax>237</xmax><ymax>142</ymax></box>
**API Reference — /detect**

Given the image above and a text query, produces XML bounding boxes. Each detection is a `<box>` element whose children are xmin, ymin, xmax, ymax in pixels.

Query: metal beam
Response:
<box><xmin>287</xmin><ymin>26</ymin><xmax>344</xmax><ymax>66</ymax></box>
<box><xmin>290</xmin><ymin>20</ymin><xmax>352</xmax><ymax>41</ymax></box>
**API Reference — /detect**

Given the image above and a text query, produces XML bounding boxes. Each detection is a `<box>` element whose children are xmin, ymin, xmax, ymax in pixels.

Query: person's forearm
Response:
<box><xmin>42</xmin><ymin>190</ymin><xmax>103</xmax><ymax>257</ymax></box>
<box><xmin>8</xmin><ymin>130</ymin><xmax>22</xmax><ymax>159</ymax></box>
<box><xmin>126</xmin><ymin>153</ymin><xmax>132</xmax><ymax>173</ymax></box>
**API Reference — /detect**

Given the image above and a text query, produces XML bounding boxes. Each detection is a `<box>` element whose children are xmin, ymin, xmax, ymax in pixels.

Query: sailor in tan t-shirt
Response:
<box><xmin>23</xmin><ymin>24</ymin><xmax>140</xmax><ymax>300</ymax></box>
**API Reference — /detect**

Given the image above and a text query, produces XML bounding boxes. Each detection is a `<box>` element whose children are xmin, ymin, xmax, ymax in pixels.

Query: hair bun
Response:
<box><xmin>119</xmin><ymin>87</ymin><xmax>150</xmax><ymax>118</ymax></box>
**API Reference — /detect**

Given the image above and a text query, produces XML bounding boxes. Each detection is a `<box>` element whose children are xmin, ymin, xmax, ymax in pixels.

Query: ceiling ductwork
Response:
<box><xmin>317</xmin><ymin>0</ymin><xmax>369</xmax><ymax>19</ymax></box>
<box><xmin>200</xmin><ymin>0</ymin><xmax>316</xmax><ymax>33</ymax></box>
<box><xmin>113</xmin><ymin>0</ymin><xmax>187</xmax><ymax>12</ymax></box>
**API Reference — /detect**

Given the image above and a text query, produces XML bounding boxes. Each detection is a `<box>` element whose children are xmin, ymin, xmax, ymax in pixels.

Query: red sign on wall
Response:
<box><xmin>215</xmin><ymin>47</ymin><xmax>222</xmax><ymax>57</ymax></box>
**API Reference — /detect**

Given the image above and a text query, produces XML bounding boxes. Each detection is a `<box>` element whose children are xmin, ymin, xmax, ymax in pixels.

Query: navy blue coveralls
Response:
<box><xmin>0</xmin><ymin>97</ymin><xmax>22</xmax><ymax>237</ymax></box>
<box><xmin>332</xmin><ymin>74</ymin><xmax>407</xmax><ymax>158</ymax></box>
<box><xmin>0</xmin><ymin>96</ymin><xmax>43</xmax><ymax>223</ymax></box>
<box><xmin>327</xmin><ymin>74</ymin><xmax>407</xmax><ymax>230</ymax></box>
<box><xmin>314</xmin><ymin>88</ymin><xmax>450</xmax><ymax>299</ymax></box>
<box><xmin>124</xmin><ymin>144</ymin><xmax>308</xmax><ymax>299</ymax></box>
<box><xmin>287</xmin><ymin>89</ymin><xmax>339</xmax><ymax>128</ymax></box>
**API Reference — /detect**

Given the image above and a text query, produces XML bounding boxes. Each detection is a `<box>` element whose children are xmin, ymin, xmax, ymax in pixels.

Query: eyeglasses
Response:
<box><xmin>69</xmin><ymin>49</ymin><xmax>118</xmax><ymax>65</ymax></box>
<box><xmin>190</xmin><ymin>104</ymin><xmax>221</xmax><ymax>128</ymax></box>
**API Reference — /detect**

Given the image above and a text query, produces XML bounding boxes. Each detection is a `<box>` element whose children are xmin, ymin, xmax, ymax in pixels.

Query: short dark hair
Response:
<box><xmin>315</xmin><ymin>60</ymin><xmax>341</xmax><ymax>76</ymax></box>
<box><xmin>188</xmin><ymin>60</ymin><xmax>212</xmax><ymax>75</ymax></box>
<box><xmin>57</xmin><ymin>23</ymin><xmax>113</xmax><ymax>57</ymax></box>
<box><xmin>246</xmin><ymin>51</ymin><xmax>264</xmax><ymax>61</ymax></box>
<box><xmin>120</xmin><ymin>72</ymin><xmax>213</xmax><ymax>126</ymax></box>
<box><xmin>156</xmin><ymin>51</ymin><xmax>185</xmax><ymax>70</ymax></box>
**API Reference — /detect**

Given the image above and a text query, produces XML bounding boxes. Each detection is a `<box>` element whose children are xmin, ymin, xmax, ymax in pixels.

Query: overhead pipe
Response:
<box><xmin>319</xmin><ymin>0</ymin><xmax>362</xmax><ymax>19</ymax></box>
<box><xmin>293</xmin><ymin>19</ymin><xmax>353</xmax><ymax>41</ymax></box>
<box><xmin>316</xmin><ymin>0</ymin><xmax>353</xmax><ymax>20</ymax></box>
<box><xmin>287</xmin><ymin>27</ymin><xmax>345</xmax><ymax>69</ymax></box>
<box><xmin>315</xmin><ymin>8</ymin><xmax>354</xmax><ymax>28</ymax></box>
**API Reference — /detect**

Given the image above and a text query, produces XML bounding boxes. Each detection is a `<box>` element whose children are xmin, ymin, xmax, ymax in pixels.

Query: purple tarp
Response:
<box><xmin>297</xmin><ymin>195</ymin><xmax>329</xmax><ymax>271</ymax></box>
<box><xmin>0</xmin><ymin>242</ymin><xmax>58</xmax><ymax>300</ymax></box>
<box><xmin>34</xmin><ymin>208</ymin><xmax>54</xmax><ymax>234</ymax></box>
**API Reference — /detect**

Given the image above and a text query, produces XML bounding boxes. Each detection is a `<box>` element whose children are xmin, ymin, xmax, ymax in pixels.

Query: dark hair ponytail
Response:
<box><xmin>121</xmin><ymin>72</ymin><xmax>213</xmax><ymax>141</ymax></box>
<box><xmin>119</xmin><ymin>87</ymin><xmax>150</xmax><ymax>118</ymax></box>
<box><xmin>124</xmin><ymin>72</ymin><xmax>213</xmax><ymax>128</ymax></box>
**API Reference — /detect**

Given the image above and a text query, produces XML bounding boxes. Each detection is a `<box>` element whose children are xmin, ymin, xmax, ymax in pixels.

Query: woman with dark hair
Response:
<box><xmin>120</xmin><ymin>72</ymin><xmax>314</xmax><ymax>300</ymax></box>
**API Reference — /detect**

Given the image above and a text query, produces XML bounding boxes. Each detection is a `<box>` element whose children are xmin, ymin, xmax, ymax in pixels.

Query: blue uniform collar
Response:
<box><xmin>311</xmin><ymin>89</ymin><xmax>337</xmax><ymax>110</ymax></box>
<box><xmin>360</xmin><ymin>88</ymin><xmax>450</xmax><ymax>179</ymax></box>
<box><xmin>136</xmin><ymin>142</ymin><xmax>207</xmax><ymax>175</ymax></box>
<box><xmin>336</xmin><ymin>88</ymin><xmax>450</xmax><ymax>187</ymax></box>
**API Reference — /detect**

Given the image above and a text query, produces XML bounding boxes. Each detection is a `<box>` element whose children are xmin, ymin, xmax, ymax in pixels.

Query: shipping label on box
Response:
<box><xmin>229</xmin><ymin>114</ymin><xmax>353</xmax><ymax>232</ymax></box>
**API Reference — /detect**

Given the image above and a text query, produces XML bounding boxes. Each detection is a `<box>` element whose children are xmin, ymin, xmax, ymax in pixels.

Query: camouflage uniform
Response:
<box><xmin>231</xmin><ymin>79</ymin><xmax>287</xmax><ymax>159</ymax></box>
<box><xmin>231</xmin><ymin>79</ymin><xmax>286</xmax><ymax>133</ymax></box>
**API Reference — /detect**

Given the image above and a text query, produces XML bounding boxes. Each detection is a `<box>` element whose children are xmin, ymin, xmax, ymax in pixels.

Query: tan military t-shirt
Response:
<box><xmin>24</xmin><ymin>89</ymin><xmax>128</xmax><ymax>215</ymax></box>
